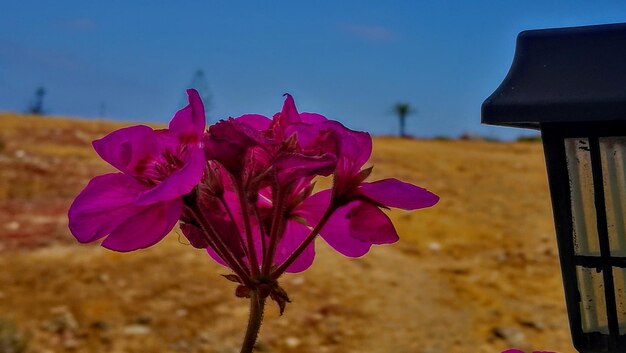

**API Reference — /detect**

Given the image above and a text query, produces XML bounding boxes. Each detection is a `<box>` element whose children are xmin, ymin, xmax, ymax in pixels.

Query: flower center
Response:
<box><xmin>137</xmin><ymin>147</ymin><xmax>188</xmax><ymax>186</ymax></box>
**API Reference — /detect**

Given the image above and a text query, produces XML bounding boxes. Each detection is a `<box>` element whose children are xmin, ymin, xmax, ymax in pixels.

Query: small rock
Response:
<box><xmin>327</xmin><ymin>332</ymin><xmax>342</xmax><ymax>344</ymax></box>
<box><xmin>175</xmin><ymin>308</ymin><xmax>188</xmax><ymax>317</ymax></box>
<box><xmin>495</xmin><ymin>251</ymin><xmax>509</xmax><ymax>262</ymax></box>
<box><xmin>428</xmin><ymin>242</ymin><xmax>442</xmax><ymax>251</ymax></box>
<box><xmin>14</xmin><ymin>150</ymin><xmax>25</xmax><ymax>158</ymax></box>
<box><xmin>491</xmin><ymin>326</ymin><xmax>526</xmax><ymax>347</ymax></box>
<box><xmin>64</xmin><ymin>337</ymin><xmax>80</xmax><ymax>350</ymax></box>
<box><xmin>516</xmin><ymin>318</ymin><xmax>545</xmax><ymax>331</ymax></box>
<box><xmin>46</xmin><ymin>306</ymin><xmax>79</xmax><ymax>333</ymax></box>
<box><xmin>4</xmin><ymin>221</ymin><xmax>20</xmax><ymax>231</ymax></box>
<box><xmin>123</xmin><ymin>324</ymin><xmax>151</xmax><ymax>336</ymax></box>
<box><xmin>90</xmin><ymin>320</ymin><xmax>108</xmax><ymax>330</ymax></box>
<box><xmin>285</xmin><ymin>336</ymin><xmax>301</xmax><ymax>348</ymax></box>
<box><xmin>74</xmin><ymin>130</ymin><xmax>91</xmax><ymax>144</ymax></box>
<box><xmin>99</xmin><ymin>333</ymin><xmax>112</xmax><ymax>345</ymax></box>
<box><xmin>135</xmin><ymin>314</ymin><xmax>153</xmax><ymax>325</ymax></box>
<box><xmin>98</xmin><ymin>273</ymin><xmax>110</xmax><ymax>283</ymax></box>
<box><xmin>198</xmin><ymin>332</ymin><xmax>213</xmax><ymax>344</ymax></box>
<box><xmin>170</xmin><ymin>339</ymin><xmax>190</xmax><ymax>350</ymax></box>
<box><xmin>290</xmin><ymin>276</ymin><xmax>305</xmax><ymax>286</ymax></box>
<box><xmin>214</xmin><ymin>304</ymin><xmax>229</xmax><ymax>315</ymax></box>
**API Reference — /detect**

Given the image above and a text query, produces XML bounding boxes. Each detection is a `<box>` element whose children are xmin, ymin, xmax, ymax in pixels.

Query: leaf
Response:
<box><xmin>235</xmin><ymin>285</ymin><xmax>251</xmax><ymax>298</ymax></box>
<box><xmin>221</xmin><ymin>274</ymin><xmax>242</xmax><ymax>284</ymax></box>
<box><xmin>269</xmin><ymin>284</ymin><xmax>292</xmax><ymax>316</ymax></box>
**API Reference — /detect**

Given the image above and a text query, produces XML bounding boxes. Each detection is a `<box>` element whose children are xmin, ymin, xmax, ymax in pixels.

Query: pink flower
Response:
<box><xmin>206</xmin><ymin>95</ymin><xmax>337</xmax><ymax>185</ymax></box>
<box><xmin>68</xmin><ymin>90</ymin><xmax>441</xmax><ymax>351</ymax></box>
<box><xmin>296</xmin><ymin>122</ymin><xmax>440</xmax><ymax>257</ymax></box>
<box><xmin>68</xmin><ymin>89</ymin><xmax>206</xmax><ymax>251</ymax></box>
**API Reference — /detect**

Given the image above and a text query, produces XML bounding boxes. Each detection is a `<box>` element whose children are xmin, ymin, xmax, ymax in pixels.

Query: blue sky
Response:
<box><xmin>2</xmin><ymin>1</ymin><xmax>626</xmax><ymax>139</ymax></box>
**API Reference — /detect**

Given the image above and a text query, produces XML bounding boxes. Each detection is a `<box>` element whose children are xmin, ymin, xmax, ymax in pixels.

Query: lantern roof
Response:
<box><xmin>482</xmin><ymin>22</ymin><xmax>626</xmax><ymax>129</ymax></box>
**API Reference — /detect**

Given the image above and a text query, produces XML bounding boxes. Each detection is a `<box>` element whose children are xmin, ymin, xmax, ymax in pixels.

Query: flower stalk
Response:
<box><xmin>240</xmin><ymin>290</ymin><xmax>266</xmax><ymax>353</ymax></box>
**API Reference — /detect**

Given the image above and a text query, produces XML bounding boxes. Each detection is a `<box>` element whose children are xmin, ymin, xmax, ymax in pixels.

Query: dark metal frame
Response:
<box><xmin>542</xmin><ymin>121</ymin><xmax>626</xmax><ymax>352</ymax></box>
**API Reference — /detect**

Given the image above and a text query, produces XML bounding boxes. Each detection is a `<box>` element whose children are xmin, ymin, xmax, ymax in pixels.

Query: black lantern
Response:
<box><xmin>482</xmin><ymin>23</ymin><xmax>626</xmax><ymax>353</ymax></box>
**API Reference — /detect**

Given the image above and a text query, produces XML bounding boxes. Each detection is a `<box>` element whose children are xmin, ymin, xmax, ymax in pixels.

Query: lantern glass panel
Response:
<box><xmin>577</xmin><ymin>266</ymin><xmax>609</xmax><ymax>334</ymax></box>
<box><xmin>566</xmin><ymin>138</ymin><xmax>601</xmax><ymax>256</ymax></box>
<box><xmin>612</xmin><ymin>267</ymin><xmax>626</xmax><ymax>335</ymax></box>
<box><xmin>600</xmin><ymin>137</ymin><xmax>626</xmax><ymax>257</ymax></box>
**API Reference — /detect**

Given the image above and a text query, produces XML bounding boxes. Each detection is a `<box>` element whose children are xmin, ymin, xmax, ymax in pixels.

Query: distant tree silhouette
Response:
<box><xmin>27</xmin><ymin>87</ymin><xmax>46</xmax><ymax>115</ymax></box>
<box><xmin>99</xmin><ymin>102</ymin><xmax>107</xmax><ymax>118</ymax></box>
<box><xmin>393</xmin><ymin>102</ymin><xmax>415</xmax><ymax>138</ymax></box>
<box><xmin>182</xmin><ymin>70</ymin><xmax>212</xmax><ymax>118</ymax></box>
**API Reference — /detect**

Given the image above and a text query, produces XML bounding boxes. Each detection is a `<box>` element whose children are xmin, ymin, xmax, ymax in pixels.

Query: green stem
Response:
<box><xmin>239</xmin><ymin>290</ymin><xmax>266</xmax><ymax>353</ymax></box>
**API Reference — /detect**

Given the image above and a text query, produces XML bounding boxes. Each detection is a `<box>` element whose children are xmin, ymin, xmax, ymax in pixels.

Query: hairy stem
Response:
<box><xmin>235</xmin><ymin>180</ymin><xmax>260</xmax><ymax>276</ymax></box>
<box><xmin>239</xmin><ymin>290</ymin><xmax>266</xmax><ymax>353</ymax></box>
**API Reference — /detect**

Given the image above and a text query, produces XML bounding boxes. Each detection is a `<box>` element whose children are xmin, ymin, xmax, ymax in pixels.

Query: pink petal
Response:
<box><xmin>68</xmin><ymin>173</ymin><xmax>148</xmax><ymax>243</ymax></box>
<box><xmin>274</xmin><ymin>152</ymin><xmax>337</xmax><ymax>185</ymax></box>
<box><xmin>299</xmin><ymin>112</ymin><xmax>328</xmax><ymax>124</ymax></box>
<box><xmin>279</xmin><ymin>93</ymin><xmax>300</xmax><ymax>125</ymax></box>
<box><xmin>169</xmin><ymin>89</ymin><xmax>206</xmax><ymax>141</ymax></box>
<box><xmin>284</xmin><ymin>122</ymin><xmax>321</xmax><ymax>148</ymax></box>
<box><xmin>101</xmin><ymin>198</ymin><xmax>182</xmax><ymax>252</ymax></box>
<box><xmin>358</xmin><ymin>178</ymin><xmax>439</xmax><ymax>210</ymax></box>
<box><xmin>180</xmin><ymin>223</ymin><xmax>209</xmax><ymax>249</ymax></box>
<box><xmin>194</xmin><ymin>192</ymin><xmax>250</xmax><ymax>269</ymax></box>
<box><xmin>210</xmin><ymin>213</ymin><xmax>249</xmax><ymax>262</ymax></box>
<box><xmin>92</xmin><ymin>125</ymin><xmax>160</xmax><ymax>176</ymax></box>
<box><xmin>297</xmin><ymin>191</ymin><xmax>371</xmax><ymax>257</ymax></box>
<box><xmin>319</xmin><ymin>120</ymin><xmax>372</xmax><ymax>172</ymax></box>
<box><xmin>206</xmin><ymin>245</ymin><xmax>228</xmax><ymax>267</ymax></box>
<box><xmin>296</xmin><ymin>189</ymin><xmax>333</xmax><ymax>223</ymax></box>
<box><xmin>347</xmin><ymin>202</ymin><xmax>399</xmax><ymax>244</ymax></box>
<box><xmin>235</xmin><ymin>114</ymin><xmax>271</xmax><ymax>130</ymax></box>
<box><xmin>136</xmin><ymin>147</ymin><xmax>205</xmax><ymax>205</ymax></box>
<box><xmin>274</xmin><ymin>220</ymin><xmax>315</xmax><ymax>273</ymax></box>
<box><xmin>270</xmin><ymin>94</ymin><xmax>302</xmax><ymax>139</ymax></box>
<box><xmin>320</xmin><ymin>202</ymin><xmax>372</xmax><ymax>257</ymax></box>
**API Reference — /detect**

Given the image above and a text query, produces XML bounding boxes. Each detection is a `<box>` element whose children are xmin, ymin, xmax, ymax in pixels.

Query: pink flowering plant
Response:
<box><xmin>68</xmin><ymin>90</ymin><xmax>439</xmax><ymax>352</ymax></box>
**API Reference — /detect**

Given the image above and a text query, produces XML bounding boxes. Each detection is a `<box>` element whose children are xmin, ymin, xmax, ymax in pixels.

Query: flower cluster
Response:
<box><xmin>68</xmin><ymin>90</ymin><xmax>439</xmax><ymax>312</ymax></box>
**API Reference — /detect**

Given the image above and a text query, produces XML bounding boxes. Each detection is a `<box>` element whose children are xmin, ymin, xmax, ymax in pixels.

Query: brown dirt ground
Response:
<box><xmin>0</xmin><ymin>113</ymin><xmax>575</xmax><ymax>353</ymax></box>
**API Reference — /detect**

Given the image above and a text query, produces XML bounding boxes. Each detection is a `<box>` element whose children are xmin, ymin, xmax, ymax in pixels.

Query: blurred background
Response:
<box><xmin>1</xmin><ymin>1</ymin><xmax>626</xmax><ymax>352</ymax></box>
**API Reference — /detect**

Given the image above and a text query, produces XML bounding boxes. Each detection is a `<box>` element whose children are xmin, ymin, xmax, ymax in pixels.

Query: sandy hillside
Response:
<box><xmin>0</xmin><ymin>113</ymin><xmax>575</xmax><ymax>353</ymax></box>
